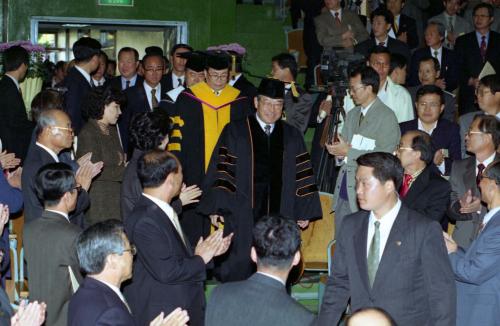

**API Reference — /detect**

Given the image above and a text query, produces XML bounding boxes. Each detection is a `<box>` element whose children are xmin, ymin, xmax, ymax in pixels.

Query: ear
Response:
<box><xmin>439</xmin><ymin>104</ymin><xmax>445</xmax><ymax>114</ymax></box>
<box><xmin>253</xmin><ymin>96</ymin><xmax>259</xmax><ymax>109</ymax></box>
<box><xmin>291</xmin><ymin>251</ymin><xmax>301</xmax><ymax>267</ymax></box>
<box><xmin>250</xmin><ymin>247</ymin><xmax>258</xmax><ymax>264</ymax></box>
<box><xmin>384</xmin><ymin>179</ymin><xmax>396</xmax><ymax>194</ymax></box>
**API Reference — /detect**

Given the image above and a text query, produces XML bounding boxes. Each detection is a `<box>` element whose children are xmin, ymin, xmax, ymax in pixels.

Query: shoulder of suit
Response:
<box><xmin>452</xmin><ymin>156</ymin><xmax>475</xmax><ymax>171</ymax></box>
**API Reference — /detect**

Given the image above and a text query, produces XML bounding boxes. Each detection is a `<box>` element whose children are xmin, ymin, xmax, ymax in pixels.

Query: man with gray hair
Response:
<box><xmin>21</xmin><ymin>109</ymin><xmax>102</xmax><ymax>225</ymax></box>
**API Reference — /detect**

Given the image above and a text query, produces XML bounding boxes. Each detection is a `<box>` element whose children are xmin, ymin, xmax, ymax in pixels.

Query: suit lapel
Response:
<box><xmin>353</xmin><ymin>214</ymin><xmax>370</xmax><ymax>293</ymax></box>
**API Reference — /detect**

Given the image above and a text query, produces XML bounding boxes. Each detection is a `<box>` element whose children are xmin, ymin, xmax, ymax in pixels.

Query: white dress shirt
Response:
<box><xmin>172</xmin><ymin>72</ymin><xmax>185</xmax><ymax>88</ymax></box>
<box><xmin>229</xmin><ymin>73</ymin><xmax>242</xmax><ymax>87</ymax></box>
<box><xmin>430</xmin><ymin>46</ymin><xmax>443</xmax><ymax>66</ymax></box>
<box><xmin>476</xmin><ymin>152</ymin><xmax>496</xmax><ymax>175</ymax></box>
<box><xmin>143</xmin><ymin>83</ymin><xmax>161</xmax><ymax>110</ymax></box>
<box><xmin>121</xmin><ymin>74</ymin><xmax>138</xmax><ymax>90</ymax></box>
<box><xmin>330</xmin><ymin>9</ymin><xmax>342</xmax><ymax>21</ymax></box>
<box><xmin>45</xmin><ymin>209</ymin><xmax>69</xmax><ymax>221</ymax></box>
<box><xmin>142</xmin><ymin>193</ymin><xmax>186</xmax><ymax>245</ymax></box>
<box><xmin>36</xmin><ymin>142</ymin><xmax>59</xmax><ymax>162</ymax></box>
<box><xmin>255</xmin><ymin>113</ymin><xmax>275</xmax><ymax>134</ymax></box>
<box><xmin>92</xmin><ymin>77</ymin><xmax>106</xmax><ymax>87</ymax></box>
<box><xmin>367</xmin><ymin>199</ymin><xmax>402</xmax><ymax>261</ymax></box>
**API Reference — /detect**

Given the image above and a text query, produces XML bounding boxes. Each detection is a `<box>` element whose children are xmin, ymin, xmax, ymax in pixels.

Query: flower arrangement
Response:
<box><xmin>207</xmin><ymin>43</ymin><xmax>247</xmax><ymax>56</ymax></box>
<box><xmin>0</xmin><ymin>40</ymin><xmax>47</xmax><ymax>79</ymax></box>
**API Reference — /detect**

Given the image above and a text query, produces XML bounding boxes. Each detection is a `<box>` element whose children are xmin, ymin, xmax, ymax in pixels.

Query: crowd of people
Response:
<box><xmin>0</xmin><ymin>0</ymin><xmax>499</xmax><ymax>325</ymax></box>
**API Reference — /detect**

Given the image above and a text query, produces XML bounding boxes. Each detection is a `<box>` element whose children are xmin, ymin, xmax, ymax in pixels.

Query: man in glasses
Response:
<box><xmin>170</xmin><ymin>51</ymin><xmax>252</xmax><ymax>246</ymax></box>
<box><xmin>447</xmin><ymin>115</ymin><xmax>500</xmax><ymax>248</ymax></box>
<box><xmin>21</xmin><ymin>109</ymin><xmax>102</xmax><ymax>224</ymax></box>
<box><xmin>24</xmin><ymin>162</ymin><xmax>83</xmax><ymax>326</ymax></box>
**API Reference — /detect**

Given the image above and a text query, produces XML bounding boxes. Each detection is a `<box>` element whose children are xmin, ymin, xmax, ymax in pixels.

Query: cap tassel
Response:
<box><xmin>231</xmin><ymin>55</ymin><xmax>237</xmax><ymax>80</ymax></box>
<box><xmin>290</xmin><ymin>81</ymin><xmax>299</xmax><ymax>98</ymax></box>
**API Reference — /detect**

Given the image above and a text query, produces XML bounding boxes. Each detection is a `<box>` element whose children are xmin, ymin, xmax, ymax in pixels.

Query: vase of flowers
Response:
<box><xmin>0</xmin><ymin>40</ymin><xmax>47</xmax><ymax>115</ymax></box>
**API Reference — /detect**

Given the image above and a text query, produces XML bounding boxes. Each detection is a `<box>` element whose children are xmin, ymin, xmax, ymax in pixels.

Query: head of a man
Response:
<box><xmin>415</xmin><ymin>85</ymin><xmax>445</xmax><ymax>125</ymax></box>
<box><xmin>205</xmin><ymin>53</ymin><xmax>230</xmax><ymax>91</ymax></box>
<box><xmin>254</xmin><ymin>78</ymin><xmax>285</xmax><ymax>125</ymax></box>
<box><xmin>444</xmin><ymin>0</ymin><xmax>461</xmax><ymax>16</ymax></box>
<box><xmin>117</xmin><ymin>47</ymin><xmax>139</xmax><ymax>79</ymax></box>
<box><xmin>106</xmin><ymin>60</ymin><xmax>116</xmax><ymax>77</ymax></box>
<box><xmin>92</xmin><ymin>51</ymin><xmax>108</xmax><ymax>81</ymax></box>
<box><xmin>465</xmin><ymin>115</ymin><xmax>499</xmax><ymax>156</ymax></box>
<box><xmin>397</xmin><ymin>130</ymin><xmax>434</xmax><ymax>171</ymax></box>
<box><xmin>370</xmin><ymin>8</ymin><xmax>394</xmax><ymax>40</ymax></box>
<box><xmin>138</xmin><ymin>150</ymin><xmax>183</xmax><ymax>198</ymax></box>
<box><xmin>30</xmin><ymin>89</ymin><xmax>63</xmax><ymax>122</ymax></box>
<box><xmin>386</xmin><ymin>0</ymin><xmax>405</xmax><ymax>17</ymax></box>
<box><xmin>356</xmin><ymin>152</ymin><xmax>403</xmax><ymax>213</ymax></box>
<box><xmin>35</xmin><ymin>162</ymin><xmax>78</xmax><ymax>213</ymax></box>
<box><xmin>424</xmin><ymin>22</ymin><xmax>445</xmax><ymax>48</ymax></box>
<box><xmin>271</xmin><ymin>53</ymin><xmax>298</xmax><ymax>83</ymax></box>
<box><xmin>251</xmin><ymin>215</ymin><xmax>301</xmax><ymax>274</ymax></box>
<box><xmin>479</xmin><ymin>160</ymin><xmax>500</xmax><ymax>207</ymax></box>
<box><xmin>170</xmin><ymin>44</ymin><xmax>193</xmax><ymax>75</ymax></box>
<box><xmin>181</xmin><ymin>52</ymin><xmax>206</xmax><ymax>88</ymax></box>
<box><xmin>348</xmin><ymin>66</ymin><xmax>380</xmax><ymax>107</ymax></box>
<box><xmin>54</xmin><ymin>60</ymin><xmax>68</xmax><ymax>83</ymax></box>
<box><xmin>473</xmin><ymin>3</ymin><xmax>495</xmax><ymax>31</ymax></box>
<box><xmin>389</xmin><ymin>53</ymin><xmax>407</xmax><ymax>85</ymax></box>
<box><xmin>477</xmin><ymin>74</ymin><xmax>500</xmax><ymax>114</ymax></box>
<box><xmin>72</xmin><ymin>37</ymin><xmax>102</xmax><ymax>73</ymax></box>
<box><xmin>3</xmin><ymin>45</ymin><xmax>29</xmax><ymax>81</ymax></box>
<box><xmin>418</xmin><ymin>57</ymin><xmax>440</xmax><ymax>86</ymax></box>
<box><xmin>324</xmin><ymin>0</ymin><xmax>341</xmax><ymax>10</ymax></box>
<box><xmin>35</xmin><ymin>109</ymin><xmax>74</xmax><ymax>154</ymax></box>
<box><xmin>76</xmin><ymin>220</ymin><xmax>134</xmax><ymax>285</ymax></box>
<box><xmin>368</xmin><ymin>46</ymin><xmax>391</xmax><ymax>85</ymax></box>
<box><xmin>142</xmin><ymin>54</ymin><xmax>164</xmax><ymax>88</ymax></box>
<box><xmin>347</xmin><ymin>307</ymin><xmax>396</xmax><ymax>326</ymax></box>
<box><xmin>130</xmin><ymin>110</ymin><xmax>171</xmax><ymax>152</ymax></box>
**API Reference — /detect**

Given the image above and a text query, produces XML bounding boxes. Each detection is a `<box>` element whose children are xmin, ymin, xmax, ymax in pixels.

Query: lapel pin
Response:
<box><xmin>396</xmin><ymin>241</ymin><xmax>402</xmax><ymax>246</ymax></box>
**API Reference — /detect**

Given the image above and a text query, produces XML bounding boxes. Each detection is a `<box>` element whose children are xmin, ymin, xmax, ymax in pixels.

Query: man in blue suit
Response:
<box><xmin>68</xmin><ymin>220</ymin><xmax>190</xmax><ymax>326</ymax></box>
<box><xmin>444</xmin><ymin>159</ymin><xmax>500</xmax><ymax>326</ymax></box>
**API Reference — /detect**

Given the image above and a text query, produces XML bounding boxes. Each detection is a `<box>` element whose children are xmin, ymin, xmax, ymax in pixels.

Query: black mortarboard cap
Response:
<box><xmin>257</xmin><ymin>78</ymin><xmax>285</xmax><ymax>99</ymax></box>
<box><xmin>145</xmin><ymin>46</ymin><xmax>164</xmax><ymax>56</ymax></box>
<box><xmin>179</xmin><ymin>51</ymin><xmax>206</xmax><ymax>72</ymax></box>
<box><xmin>206</xmin><ymin>51</ymin><xmax>230</xmax><ymax>70</ymax></box>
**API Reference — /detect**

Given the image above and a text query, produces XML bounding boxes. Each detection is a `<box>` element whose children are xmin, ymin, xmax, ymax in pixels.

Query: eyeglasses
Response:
<box><xmin>466</xmin><ymin>130</ymin><xmax>485</xmax><ymax>136</ymax></box>
<box><xmin>51</xmin><ymin>126</ymin><xmax>74</xmax><ymax>134</ymax></box>
<box><xmin>123</xmin><ymin>245</ymin><xmax>137</xmax><ymax>256</ymax></box>
<box><xmin>144</xmin><ymin>67</ymin><xmax>164</xmax><ymax>73</ymax></box>
<box><xmin>397</xmin><ymin>144</ymin><xmax>413</xmax><ymax>151</ymax></box>
<box><xmin>417</xmin><ymin>102</ymin><xmax>442</xmax><ymax>109</ymax></box>
<box><xmin>207</xmin><ymin>73</ymin><xmax>228</xmax><ymax>81</ymax></box>
<box><xmin>475</xmin><ymin>88</ymin><xmax>493</xmax><ymax>97</ymax></box>
<box><xmin>348</xmin><ymin>85</ymin><xmax>366</xmax><ymax>93</ymax></box>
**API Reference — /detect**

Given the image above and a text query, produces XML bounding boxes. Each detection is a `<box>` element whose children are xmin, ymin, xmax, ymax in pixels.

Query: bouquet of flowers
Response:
<box><xmin>0</xmin><ymin>40</ymin><xmax>47</xmax><ymax>78</ymax></box>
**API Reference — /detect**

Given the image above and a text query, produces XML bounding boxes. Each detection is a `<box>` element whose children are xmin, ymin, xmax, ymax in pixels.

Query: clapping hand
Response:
<box><xmin>11</xmin><ymin>300</ymin><xmax>46</xmax><ymax>326</ymax></box>
<box><xmin>458</xmin><ymin>189</ymin><xmax>481</xmax><ymax>214</ymax></box>
<box><xmin>179</xmin><ymin>184</ymin><xmax>202</xmax><ymax>206</ymax></box>
<box><xmin>150</xmin><ymin>308</ymin><xmax>189</xmax><ymax>326</ymax></box>
<box><xmin>195</xmin><ymin>229</ymin><xmax>233</xmax><ymax>264</ymax></box>
<box><xmin>442</xmin><ymin>232</ymin><xmax>458</xmax><ymax>254</ymax></box>
<box><xmin>0</xmin><ymin>151</ymin><xmax>20</xmax><ymax>170</ymax></box>
<box><xmin>325</xmin><ymin>136</ymin><xmax>349</xmax><ymax>157</ymax></box>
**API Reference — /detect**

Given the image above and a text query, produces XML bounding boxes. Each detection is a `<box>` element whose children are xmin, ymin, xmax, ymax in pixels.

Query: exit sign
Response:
<box><xmin>98</xmin><ymin>0</ymin><xmax>134</xmax><ymax>6</ymax></box>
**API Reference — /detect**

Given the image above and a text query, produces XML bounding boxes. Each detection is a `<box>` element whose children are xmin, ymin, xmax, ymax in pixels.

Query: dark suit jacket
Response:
<box><xmin>393</xmin><ymin>14</ymin><xmax>419</xmax><ymax>50</ymax></box>
<box><xmin>408</xmin><ymin>46</ymin><xmax>459</xmax><ymax>91</ymax></box>
<box><xmin>161</xmin><ymin>72</ymin><xmax>175</xmax><ymax>93</ymax></box>
<box><xmin>318</xmin><ymin>204</ymin><xmax>456</xmax><ymax>326</ymax></box>
<box><xmin>455</xmin><ymin>31</ymin><xmax>500</xmax><ymax>114</ymax></box>
<box><xmin>105</xmin><ymin>75</ymin><xmax>144</xmax><ymax>92</ymax></box>
<box><xmin>354</xmin><ymin>37</ymin><xmax>411</xmax><ymax>64</ymax></box>
<box><xmin>62</xmin><ymin>67</ymin><xmax>92</xmax><ymax>134</ymax></box>
<box><xmin>21</xmin><ymin>143</ymin><xmax>89</xmax><ymax>225</ymax></box>
<box><xmin>206</xmin><ymin>273</ymin><xmax>316</xmax><ymax>326</ymax></box>
<box><xmin>401</xmin><ymin>165</ymin><xmax>451</xmax><ymax>230</ymax></box>
<box><xmin>123</xmin><ymin>195</ymin><xmax>206</xmax><ymax>326</ymax></box>
<box><xmin>399</xmin><ymin>118</ymin><xmax>461</xmax><ymax>175</ymax></box>
<box><xmin>68</xmin><ymin>277</ymin><xmax>134</xmax><ymax>326</ymax></box>
<box><xmin>0</xmin><ymin>76</ymin><xmax>34</xmax><ymax>160</ymax></box>
<box><xmin>232</xmin><ymin>74</ymin><xmax>258</xmax><ymax>105</ymax></box>
<box><xmin>24</xmin><ymin>210</ymin><xmax>82</xmax><ymax>326</ymax></box>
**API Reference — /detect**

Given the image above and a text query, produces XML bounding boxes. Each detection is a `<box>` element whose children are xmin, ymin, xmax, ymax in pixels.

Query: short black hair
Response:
<box><xmin>253</xmin><ymin>215</ymin><xmax>301</xmax><ymax>269</ymax></box>
<box><xmin>474</xmin><ymin>114</ymin><xmax>500</xmax><ymax>149</ymax></box>
<box><xmin>369</xmin><ymin>45</ymin><xmax>391</xmax><ymax>62</ymax></box>
<box><xmin>406</xmin><ymin>130</ymin><xmax>434</xmax><ymax>165</ymax></box>
<box><xmin>347</xmin><ymin>307</ymin><xmax>397</xmax><ymax>326</ymax></box>
<box><xmin>416</xmin><ymin>84</ymin><xmax>445</xmax><ymax>106</ymax></box>
<box><xmin>370</xmin><ymin>7</ymin><xmax>394</xmax><ymax>26</ymax></box>
<box><xmin>3</xmin><ymin>46</ymin><xmax>29</xmax><ymax>72</ymax></box>
<box><xmin>418</xmin><ymin>55</ymin><xmax>440</xmax><ymax>73</ymax></box>
<box><xmin>271</xmin><ymin>53</ymin><xmax>298</xmax><ymax>79</ymax></box>
<box><xmin>479</xmin><ymin>74</ymin><xmax>500</xmax><ymax>94</ymax></box>
<box><xmin>129</xmin><ymin>110</ymin><xmax>171</xmax><ymax>151</ymax></box>
<box><xmin>31</xmin><ymin>89</ymin><xmax>64</xmax><ymax>122</ymax></box>
<box><xmin>356</xmin><ymin>152</ymin><xmax>403</xmax><ymax>189</ymax></box>
<box><xmin>473</xmin><ymin>3</ymin><xmax>494</xmax><ymax>17</ymax></box>
<box><xmin>118</xmin><ymin>47</ymin><xmax>139</xmax><ymax>62</ymax></box>
<box><xmin>137</xmin><ymin>150</ymin><xmax>180</xmax><ymax>188</ymax></box>
<box><xmin>389</xmin><ymin>53</ymin><xmax>407</xmax><ymax>74</ymax></box>
<box><xmin>141</xmin><ymin>53</ymin><xmax>164</xmax><ymax>68</ymax></box>
<box><xmin>483</xmin><ymin>160</ymin><xmax>500</xmax><ymax>185</ymax></box>
<box><xmin>170</xmin><ymin>43</ymin><xmax>193</xmax><ymax>56</ymax></box>
<box><xmin>55</xmin><ymin>60</ymin><xmax>66</xmax><ymax>72</ymax></box>
<box><xmin>72</xmin><ymin>37</ymin><xmax>102</xmax><ymax>63</ymax></box>
<box><xmin>349</xmin><ymin>65</ymin><xmax>380</xmax><ymax>94</ymax></box>
<box><xmin>98</xmin><ymin>51</ymin><xmax>109</xmax><ymax>66</ymax></box>
<box><xmin>426</xmin><ymin>21</ymin><xmax>446</xmax><ymax>39</ymax></box>
<box><xmin>35</xmin><ymin>162</ymin><xmax>76</xmax><ymax>206</ymax></box>
<box><xmin>77</xmin><ymin>220</ymin><xmax>127</xmax><ymax>275</ymax></box>
<box><xmin>82</xmin><ymin>86</ymin><xmax>125</xmax><ymax>120</ymax></box>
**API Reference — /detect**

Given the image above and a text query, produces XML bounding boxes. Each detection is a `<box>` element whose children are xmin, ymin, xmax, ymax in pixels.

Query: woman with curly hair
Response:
<box><xmin>121</xmin><ymin>109</ymin><xmax>201</xmax><ymax>221</ymax></box>
<box><xmin>77</xmin><ymin>86</ymin><xmax>125</xmax><ymax>225</ymax></box>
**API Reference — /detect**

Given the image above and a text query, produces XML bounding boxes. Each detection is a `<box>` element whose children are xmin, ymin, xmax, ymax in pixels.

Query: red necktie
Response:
<box><xmin>379</xmin><ymin>41</ymin><xmax>385</xmax><ymax>47</ymax></box>
<box><xmin>480</xmin><ymin>36</ymin><xmax>487</xmax><ymax>61</ymax></box>
<box><xmin>399</xmin><ymin>173</ymin><xmax>413</xmax><ymax>198</ymax></box>
<box><xmin>334</xmin><ymin>12</ymin><xmax>341</xmax><ymax>26</ymax></box>
<box><xmin>477</xmin><ymin>163</ymin><xmax>485</xmax><ymax>187</ymax></box>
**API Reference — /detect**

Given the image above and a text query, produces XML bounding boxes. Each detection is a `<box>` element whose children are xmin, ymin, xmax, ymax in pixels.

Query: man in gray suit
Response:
<box><xmin>24</xmin><ymin>163</ymin><xmax>83</xmax><ymax>326</ymax></box>
<box><xmin>326</xmin><ymin>66</ymin><xmax>400</xmax><ymax>236</ymax></box>
<box><xmin>314</xmin><ymin>0</ymin><xmax>368</xmax><ymax>49</ymax></box>
<box><xmin>448</xmin><ymin>115</ymin><xmax>499</xmax><ymax>248</ymax></box>
<box><xmin>429</xmin><ymin>0</ymin><xmax>473</xmax><ymax>49</ymax></box>
<box><xmin>205</xmin><ymin>215</ymin><xmax>315</xmax><ymax>326</ymax></box>
<box><xmin>318</xmin><ymin>152</ymin><xmax>456</xmax><ymax>326</ymax></box>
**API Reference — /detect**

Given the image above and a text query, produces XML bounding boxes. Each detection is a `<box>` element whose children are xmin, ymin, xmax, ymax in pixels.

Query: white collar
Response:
<box><xmin>122</xmin><ymin>74</ymin><xmax>138</xmax><ymax>82</ymax></box>
<box><xmin>370</xmin><ymin>198</ymin><xmax>401</xmax><ymax>221</ymax></box>
<box><xmin>477</xmin><ymin>152</ymin><xmax>496</xmax><ymax>169</ymax></box>
<box><xmin>256</xmin><ymin>271</ymin><xmax>286</xmax><ymax>286</ymax></box>
<box><xmin>360</xmin><ymin>98</ymin><xmax>376</xmax><ymax>115</ymax></box>
<box><xmin>166</xmin><ymin>85</ymin><xmax>185</xmax><ymax>102</ymax></box>
<box><xmin>91</xmin><ymin>278</ymin><xmax>127</xmax><ymax>303</ymax></box>
<box><xmin>417</xmin><ymin>119</ymin><xmax>438</xmax><ymax>135</ymax></box>
<box><xmin>5</xmin><ymin>73</ymin><xmax>20</xmax><ymax>90</ymax></box>
<box><xmin>255</xmin><ymin>113</ymin><xmax>275</xmax><ymax>134</ymax></box>
<box><xmin>142</xmin><ymin>193</ymin><xmax>175</xmax><ymax>220</ymax></box>
<box><xmin>75</xmin><ymin>65</ymin><xmax>92</xmax><ymax>86</ymax></box>
<box><xmin>330</xmin><ymin>9</ymin><xmax>342</xmax><ymax>17</ymax></box>
<box><xmin>376</xmin><ymin>36</ymin><xmax>389</xmax><ymax>46</ymax></box>
<box><xmin>92</xmin><ymin>77</ymin><xmax>106</xmax><ymax>86</ymax></box>
<box><xmin>36</xmin><ymin>142</ymin><xmax>59</xmax><ymax>162</ymax></box>
<box><xmin>45</xmin><ymin>209</ymin><xmax>69</xmax><ymax>221</ymax></box>
<box><xmin>144</xmin><ymin>82</ymin><xmax>161</xmax><ymax>96</ymax></box>
<box><xmin>483</xmin><ymin>206</ymin><xmax>500</xmax><ymax>226</ymax></box>
<box><xmin>430</xmin><ymin>46</ymin><xmax>442</xmax><ymax>55</ymax></box>
<box><xmin>172</xmin><ymin>71</ymin><xmax>184</xmax><ymax>80</ymax></box>
<box><xmin>229</xmin><ymin>73</ymin><xmax>242</xmax><ymax>86</ymax></box>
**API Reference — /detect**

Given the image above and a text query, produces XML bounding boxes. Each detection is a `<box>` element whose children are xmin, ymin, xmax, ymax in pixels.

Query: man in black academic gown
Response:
<box><xmin>227</xmin><ymin>51</ymin><xmax>258</xmax><ymax>104</ymax></box>
<box><xmin>169</xmin><ymin>51</ymin><xmax>253</xmax><ymax>246</ymax></box>
<box><xmin>198</xmin><ymin>78</ymin><xmax>323</xmax><ymax>282</ymax></box>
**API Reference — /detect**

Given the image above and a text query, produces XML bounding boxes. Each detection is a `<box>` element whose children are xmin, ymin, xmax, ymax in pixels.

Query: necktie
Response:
<box><xmin>334</xmin><ymin>12</ymin><xmax>341</xmax><ymax>26</ymax></box>
<box><xmin>477</xmin><ymin>163</ymin><xmax>485</xmax><ymax>187</ymax></box>
<box><xmin>448</xmin><ymin>16</ymin><xmax>454</xmax><ymax>34</ymax></box>
<box><xmin>367</xmin><ymin>221</ymin><xmax>380</xmax><ymax>287</ymax></box>
<box><xmin>379</xmin><ymin>41</ymin><xmax>385</xmax><ymax>47</ymax></box>
<box><xmin>480</xmin><ymin>36</ymin><xmax>487</xmax><ymax>61</ymax></box>
<box><xmin>125</xmin><ymin>80</ymin><xmax>130</xmax><ymax>89</ymax></box>
<box><xmin>151</xmin><ymin>88</ymin><xmax>158</xmax><ymax>109</ymax></box>
<box><xmin>399</xmin><ymin>173</ymin><xmax>413</xmax><ymax>197</ymax></box>
<box><xmin>171</xmin><ymin>211</ymin><xmax>187</xmax><ymax>247</ymax></box>
<box><xmin>394</xmin><ymin>21</ymin><xmax>399</xmax><ymax>34</ymax></box>
<box><xmin>433</xmin><ymin>50</ymin><xmax>439</xmax><ymax>59</ymax></box>
<box><xmin>358</xmin><ymin>113</ymin><xmax>364</xmax><ymax>126</ymax></box>
<box><xmin>177</xmin><ymin>78</ymin><xmax>183</xmax><ymax>88</ymax></box>
<box><xmin>264</xmin><ymin>124</ymin><xmax>271</xmax><ymax>136</ymax></box>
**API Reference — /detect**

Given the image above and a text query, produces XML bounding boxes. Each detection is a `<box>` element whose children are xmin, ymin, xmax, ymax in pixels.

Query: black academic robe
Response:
<box><xmin>169</xmin><ymin>86</ymin><xmax>253</xmax><ymax>246</ymax></box>
<box><xmin>197</xmin><ymin>116</ymin><xmax>322</xmax><ymax>282</ymax></box>
<box><xmin>232</xmin><ymin>75</ymin><xmax>258</xmax><ymax>106</ymax></box>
